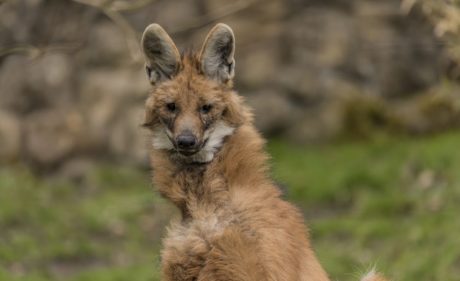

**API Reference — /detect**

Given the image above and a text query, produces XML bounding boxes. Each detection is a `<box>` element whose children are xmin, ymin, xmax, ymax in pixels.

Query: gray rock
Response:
<box><xmin>247</xmin><ymin>90</ymin><xmax>299</xmax><ymax>136</ymax></box>
<box><xmin>23</xmin><ymin>110</ymin><xmax>84</xmax><ymax>166</ymax></box>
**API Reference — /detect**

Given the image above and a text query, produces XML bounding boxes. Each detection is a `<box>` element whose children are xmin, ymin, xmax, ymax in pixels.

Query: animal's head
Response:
<box><xmin>141</xmin><ymin>23</ymin><xmax>249</xmax><ymax>163</ymax></box>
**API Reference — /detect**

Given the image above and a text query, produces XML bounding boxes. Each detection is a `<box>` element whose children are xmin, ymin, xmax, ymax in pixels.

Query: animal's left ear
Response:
<box><xmin>199</xmin><ymin>23</ymin><xmax>235</xmax><ymax>83</ymax></box>
<box><xmin>141</xmin><ymin>23</ymin><xmax>181</xmax><ymax>85</ymax></box>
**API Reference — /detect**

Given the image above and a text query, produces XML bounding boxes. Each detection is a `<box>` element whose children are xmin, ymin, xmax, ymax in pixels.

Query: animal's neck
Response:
<box><xmin>150</xmin><ymin>124</ymin><xmax>271</xmax><ymax>219</ymax></box>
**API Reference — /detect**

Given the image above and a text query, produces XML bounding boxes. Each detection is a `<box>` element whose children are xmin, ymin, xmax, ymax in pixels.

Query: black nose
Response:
<box><xmin>176</xmin><ymin>133</ymin><xmax>197</xmax><ymax>149</ymax></box>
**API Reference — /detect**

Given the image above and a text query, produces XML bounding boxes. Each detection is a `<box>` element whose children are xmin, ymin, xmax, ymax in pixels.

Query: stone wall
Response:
<box><xmin>1</xmin><ymin>0</ymin><xmax>458</xmax><ymax>170</ymax></box>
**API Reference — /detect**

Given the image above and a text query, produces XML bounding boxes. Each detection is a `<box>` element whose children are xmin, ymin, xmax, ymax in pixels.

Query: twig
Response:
<box><xmin>0</xmin><ymin>42</ymin><xmax>83</xmax><ymax>59</ymax></box>
<box><xmin>400</xmin><ymin>0</ymin><xmax>417</xmax><ymax>14</ymax></box>
<box><xmin>103</xmin><ymin>8</ymin><xmax>142</xmax><ymax>63</ymax></box>
<box><xmin>71</xmin><ymin>0</ymin><xmax>143</xmax><ymax>63</ymax></box>
<box><xmin>170</xmin><ymin>0</ymin><xmax>260</xmax><ymax>35</ymax></box>
<box><xmin>70</xmin><ymin>0</ymin><xmax>260</xmax><ymax>61</ymax></box>
<box><xmin>111</xmin><ymin>0</ymin><xmax>158</xmax><ymax>12</ymax></box>
<box><xmin>1</xmin><ymin>0</ymin><xmax>261</xmax><ymax>62</ymax></box>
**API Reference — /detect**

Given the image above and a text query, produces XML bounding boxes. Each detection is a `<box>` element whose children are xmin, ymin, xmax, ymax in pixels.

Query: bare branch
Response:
<box><xmin>70</xmin><ymin>0</ymin><xmax>261</xmax><ymax>61</ymax></box>
<box><xmin>111</xmin><ymin>0</ymin><xmax>159</xmax><ymax>12</ymax></box>
<box><xmin>0</xmin><ymin>0</ymin><xmax>261</xmax><ymax>62</ymax></box>
<box><xmin>170</xmin><ymin>0</ymin><xmax>261</xmax><ymax>35</ymax></box>
<box><xmin>0</xmin><ymin>42</ymin><xmax>82</xmax><ymax>59</ymax></box>
<box><xmin>71</xmin><ymin>0</ymin><xmax>143</xmax><ymax>63</ymax></box>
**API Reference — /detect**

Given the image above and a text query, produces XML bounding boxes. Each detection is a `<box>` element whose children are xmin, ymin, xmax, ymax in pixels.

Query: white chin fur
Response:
<box><xmin>151</xmin><ymin>121</ymin><xmax>235</xmax><ymax>163</ymax></box>
<box><xmin>152</xmin><ymin>128</ymin><xmax>174</xmax><ymax>150</ymax></box>
<box><xmin>189</xmin><ymin>121</ymin><xmax>235</xmax><ymax>163</ymax></box>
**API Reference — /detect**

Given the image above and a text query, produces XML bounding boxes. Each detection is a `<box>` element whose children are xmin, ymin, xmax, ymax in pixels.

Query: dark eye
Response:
<box><xmin>201</xmin><ymin>104</ymin><xmax>212</xmax><ymax>114</ymax></box>
<box><xmin>166</xmin><ymin>102</ymin><xmax>176</xmax><ymax>112</ymax></box>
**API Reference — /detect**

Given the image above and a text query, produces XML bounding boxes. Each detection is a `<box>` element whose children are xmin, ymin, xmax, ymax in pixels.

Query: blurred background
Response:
<box><xmin>1</xmin><ymin>0</ymin><xmax>460</xmax><ymax>280</ymax></box>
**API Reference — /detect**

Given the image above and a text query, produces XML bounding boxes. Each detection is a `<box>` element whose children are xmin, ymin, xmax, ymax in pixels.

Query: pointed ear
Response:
<box><xmin>141</xmin><ymin>24</ymin><xmax>181</xmax><ymax>85</ymax></box>
<box><xmin>199</xmin><ymin>23</ymin><xmax>235</xmax><ymax>83</ymax></box>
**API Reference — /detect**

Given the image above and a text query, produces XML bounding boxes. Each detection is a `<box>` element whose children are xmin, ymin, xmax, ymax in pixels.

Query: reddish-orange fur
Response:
<box><xmin>142</xmin><ymin>24</ymin><xmax>388</xmax><ymax>281</ymax></box>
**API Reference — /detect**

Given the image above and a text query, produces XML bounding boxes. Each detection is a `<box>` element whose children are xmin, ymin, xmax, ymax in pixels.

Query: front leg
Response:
<box><xmin>161</xmin><ymin>227</ymin><xmax>211</xmax><ymax>281</ymax></box>
<box><xmin>197</xmin><ymin>227</ymin><xmax>267</xmax><ymax>281</ymax></box>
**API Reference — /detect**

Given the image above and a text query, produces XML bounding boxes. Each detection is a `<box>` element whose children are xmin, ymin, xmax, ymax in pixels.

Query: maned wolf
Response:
<box><xmin>140</xmin><ymin>23</ymin><xmax>388</xmax><ymax>281</ymax></box>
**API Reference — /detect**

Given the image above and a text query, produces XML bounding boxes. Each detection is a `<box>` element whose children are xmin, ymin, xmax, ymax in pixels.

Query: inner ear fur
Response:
<box><xmin>199</xmin><ymin>23</ymin><xmax>235</xmax><ymax>84</ymax></box>
<box><xmin>141</xmin><ymin>24</ymin><xmax>181</xmax><ymax>85</ymax></box>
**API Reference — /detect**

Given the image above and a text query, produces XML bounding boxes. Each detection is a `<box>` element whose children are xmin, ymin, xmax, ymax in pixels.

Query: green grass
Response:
<box><xmin>2</xmin><ymin>132</ymin><xmax>460</xmax><ymax>280</ymax></box>
<box><xmin>0</xmin><ymin>166</ymin><xmax>167</xmax><ymax>281</ymax></box>
<box><xmin>269</xmin><ymin>132</ymin><xmax>460</xmax><ymax>281</ymax></box>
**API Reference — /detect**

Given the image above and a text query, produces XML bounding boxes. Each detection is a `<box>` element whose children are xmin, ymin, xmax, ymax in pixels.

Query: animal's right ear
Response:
<box><xmin>141</xmin><ymin>24</ymin><xmax>181</xmax><ymax>85</ymax></box>
<box><xmin>199</xmin><ymin>23</ymin><xmax>235</xmax><ymax>84</ymax></box>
